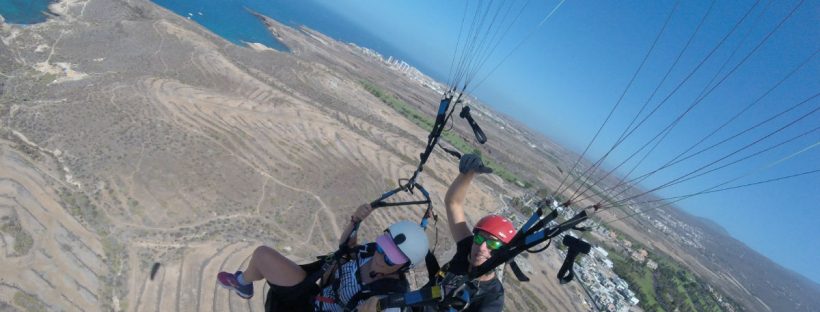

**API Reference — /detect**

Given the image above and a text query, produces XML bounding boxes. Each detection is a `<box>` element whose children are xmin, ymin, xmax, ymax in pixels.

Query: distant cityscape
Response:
<box><xmin>478</xmin><ymin>193</ymin><xmax>640</xmax><ymax>312</ymax></box>
<box><xmin>492</xmin><ymin>190</ymin><xmax>734</xmax><ymax>312</ymax></box>
<box><xmin>351</xmin><ymin>43</ymin><xmax>558</xmax><ymax>160</ymax></box>
<box><xmin>350</xmin><ymin>43</ymin><xmax>448</xmax><ymax>95</ymax></box>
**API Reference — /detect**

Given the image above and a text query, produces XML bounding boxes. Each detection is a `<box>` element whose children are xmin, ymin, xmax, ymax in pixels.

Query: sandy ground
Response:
<box><xmin>0</xmin><ymin>141</ymin><xmax>104</xmax><ymax>311</ymax></box>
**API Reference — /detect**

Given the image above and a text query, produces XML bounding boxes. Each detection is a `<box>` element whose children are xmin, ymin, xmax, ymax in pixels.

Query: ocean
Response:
<box><xmin>0</xmin><ymin>0</ymin><xmax>53</xmax><ymax>24</ymax></box>
<box><xmin>150</xmin><ymin>0</ymin><xmax>431</xmax><ymax>74</ymax></box>
<box><xmin>2</xmin><ymin>0</ymin><xmax>436</xmax><ymax>81</ymax></box>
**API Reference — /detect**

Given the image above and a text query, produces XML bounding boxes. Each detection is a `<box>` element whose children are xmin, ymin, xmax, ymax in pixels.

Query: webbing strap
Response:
<box><xmin>440</xmin><ymin>146</ymin><xmax>463</xmax><ymax>159</ymax></box>
<box><xmin>459</xmin><ymin>106</ymin><xmax>487</xmax><ymax>144</ymax></box>
<box><xmin>508</xmin><ymin>260</ymin><xmax>530</xmax><ymax>282</ymax></box>
<box><xmin>425</xmin><ymin>250</ymin><xmax>441</xmax><ymax>282</ymax></box>
<box><xmin>557</xmin><ymin>235</ymin><xmax>591</xmax><ymax>284</ymax></box>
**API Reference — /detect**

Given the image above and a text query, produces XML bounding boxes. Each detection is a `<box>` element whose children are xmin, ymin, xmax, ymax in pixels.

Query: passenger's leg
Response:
<box><xmin>243</xmin><ymin>245</ymin><xmax>307</xmax><ymax>286</ymax></box>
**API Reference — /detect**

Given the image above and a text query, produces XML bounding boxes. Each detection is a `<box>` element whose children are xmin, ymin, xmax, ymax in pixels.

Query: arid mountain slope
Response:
<box><xmin>0</xmin><ymin>0</ymin><xmax>582</xmax><ymax>311</ymax></box>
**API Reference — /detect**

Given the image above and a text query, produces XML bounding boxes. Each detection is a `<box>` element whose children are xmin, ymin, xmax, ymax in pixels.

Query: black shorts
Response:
<box><xmin>264</xmin><ymin>260</ymin><xmax>324</xmax><ymax>312</ymax></box>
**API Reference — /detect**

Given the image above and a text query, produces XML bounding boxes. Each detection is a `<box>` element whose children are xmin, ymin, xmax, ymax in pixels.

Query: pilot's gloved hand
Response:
<box><xmin>459</xmin><ymin>153</ymin><xmax>492</xmax><ymax>174</ymax></box>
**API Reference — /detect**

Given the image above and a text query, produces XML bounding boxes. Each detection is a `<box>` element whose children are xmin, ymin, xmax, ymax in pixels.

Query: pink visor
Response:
<box><xmin>376</xmin><ymin>234</ymin><xmax>409</xmax><ymax>265</ymax></box>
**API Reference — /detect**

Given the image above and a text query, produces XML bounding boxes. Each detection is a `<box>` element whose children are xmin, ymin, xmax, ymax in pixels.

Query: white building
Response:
<box><xmin>594</xmin><ymin>246</ymin><xmax>609</xmax><ymax>258</ymax></box>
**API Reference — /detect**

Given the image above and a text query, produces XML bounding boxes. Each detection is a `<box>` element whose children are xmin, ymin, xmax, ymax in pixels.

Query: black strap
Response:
<box><xmin>440</xmin><ymin>146</ymin><xmax>463</xmax><ymax>159</ymax></box>
<box><xmin>418</xmin><ymin>96</ymin><xmax>455</xmax><ymax>172</ymax></box>
<box><xmin>507</xmin><ymin>208</ymin><xmax>557</xmax><ymax>246</ymax></box>
<box><xmin>459</xmin><ymin>106</ymin><xmax>487</xmax><ymax>144</ymax></box>
<box><xmin>425</xmin><ymin>250</ymin><xmax>441</xmax><ymax>282</ymax></box>
<box><xmin>305</xmin><ymin>256</ymin><xmax>331</xmax><ymax>285</ymax></box>
<box><xmin>508</xmin><ymin>261</ymin><xmax>530</xmax><ymax>282</ymax></box>
<box><xmin>556</xmin><ymin>235</ymin><xmax>591</xmax><ymax>284</ymax></box>
<box><xmin>527</xmin><ymin>238</ymin><xmax>552</xmax><ymax>253</ymax></box>
<box><xmin>309</xmin><ymin>244</ymin><xmax>371</xmax><ymax>291</ymax></box>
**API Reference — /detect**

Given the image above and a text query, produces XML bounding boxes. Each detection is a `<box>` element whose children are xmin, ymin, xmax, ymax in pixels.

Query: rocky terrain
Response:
<box><xmin>0</xmin><ymin>0</ymin><xmax>818</xmax><ymax>311</ymax></box>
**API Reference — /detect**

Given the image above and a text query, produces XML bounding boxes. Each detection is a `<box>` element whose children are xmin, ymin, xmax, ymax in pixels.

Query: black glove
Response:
<box><xmin>459</xmin><ymin>153</ymin><xmax>493</xmax><ymax>174</ymax></box>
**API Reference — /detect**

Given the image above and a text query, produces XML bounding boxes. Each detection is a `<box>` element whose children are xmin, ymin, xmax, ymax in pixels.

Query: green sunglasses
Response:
<box><xmin>473</xmin><ymin>232</ymin><xmax>504</xmax><ymax>250</ymax></box>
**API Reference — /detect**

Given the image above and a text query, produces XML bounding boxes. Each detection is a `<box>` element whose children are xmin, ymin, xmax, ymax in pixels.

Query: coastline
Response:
<box><xmin>244</xmin><ymin>41</ymin><xmax>276</xmax><ymax>52</ymax></box>
<box><xmin>48</xmin><ymin>0</ymin><xmax>68</xmax><ymax>16</ymax></box>
<box><xmin>48</xmin><ymin>0</ymin><xmax>87</xmax><ymax>21</ymax></box>
<box><xmin>0</xmin><ymin>0</ymin><xmax>59</xmax><ymax>25</ymax></box>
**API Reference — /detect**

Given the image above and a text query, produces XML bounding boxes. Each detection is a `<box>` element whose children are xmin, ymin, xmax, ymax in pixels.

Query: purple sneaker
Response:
<box><xmin>217</xmin><ymin>271</ymin><xmax>253</xmax><ymax>299</ymax></box>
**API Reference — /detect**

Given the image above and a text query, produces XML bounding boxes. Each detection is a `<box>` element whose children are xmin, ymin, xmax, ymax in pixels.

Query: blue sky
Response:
<box><xmin>309</xmin><ymin>0</ymin><xmax>820</xmax><ymax>283</ymax></box>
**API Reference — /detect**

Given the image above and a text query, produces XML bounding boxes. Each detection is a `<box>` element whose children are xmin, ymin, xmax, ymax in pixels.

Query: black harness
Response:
<box><xmin>327</xmin><ymin>243</ymin><xmax>412</xmax><ymax>311</ymax></box>
<box><xmin>264</xmin><ymin>244</ymin><xmax>410</xmax><ymax>312</ymax></box>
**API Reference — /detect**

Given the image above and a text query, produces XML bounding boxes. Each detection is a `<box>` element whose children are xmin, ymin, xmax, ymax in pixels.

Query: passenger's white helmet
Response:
<box><xmin>385</xmin><ymin>220</ymin><xmax>429</xmax><ymax>267</ymax></box>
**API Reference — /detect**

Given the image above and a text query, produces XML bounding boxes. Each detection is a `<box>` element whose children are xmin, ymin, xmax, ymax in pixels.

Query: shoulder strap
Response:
<box><xmin>323</xmin><ymin>244</ymin><xmax>368</xmax><ymax>307</ymax></box>
<box><xmin>424</xmin><ymin>250</ymin><xmax>440</xmax><ymax>282</ymax></box>
<box><xmin>328</xmin><ymin>244</ymin><xmax>377</xmax><ymax>310</ymax></box>
<box><xmin>557</xmin><ymin>235</ymin><xmax>591</xmax><ymax>284</ymax></box>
